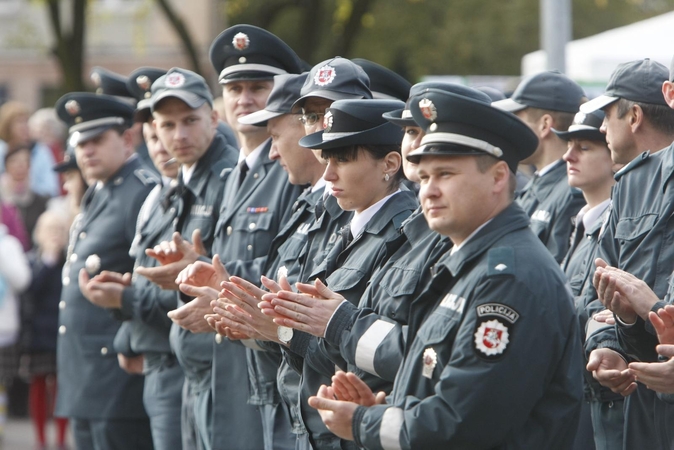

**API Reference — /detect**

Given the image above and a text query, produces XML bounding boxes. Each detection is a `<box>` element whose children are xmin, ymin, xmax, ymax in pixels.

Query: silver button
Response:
<box><xmin>227</xmin><ymin>226</ymin><xmax>233</xmax><ymax>236</ymax></box>
<box><xmin>248</xmin><ymin>223</ymin><xmax>256</xmax><ymax>230</ymax></box>
<box><xmin>247</xmin><ymin>245</ymin><xmax>253</xmax><ymax>251</ymax></box>
<box><xmin>59</xmin><ymin>325</ymin><xmax>66</xmax><ymax>335</ymax></box>
<box><xmin>63</xmin><ymin>277</ymin><xmax>70</xmax><ymax>286</ymax></box>
<box><xmin>70</xmin><ymin>253</ymin><xmax>78</xmax><ymax>263</ymax></box>
<box><xmin>100</xmin><ymin>347</ymin><xmax>108</xmax><ymax>355</ymax></box>
<box><xmin>114</xmin><ymin>177</ymin><xmax>123</xmax><ymax>185</ymax></box>
<box><xmin>79</xmin><ymin>232</ymin><xmax>87</xmax><ymax>239</ymax></box>
<box><xmin>253</xmin><ymin>173</ymin><xmax>259</xmax><ymax>179</ymax></box>
<box><xmin>238</xmin><ymin>56</ymin><xmax>246</xmax><ymax>63</ymax></box>
<box><xmin>170</xmin><ymin>207</ymin><xmax>176</xmax><ymax>214</ymax></box>
<box><xmin>59</xmin><ymin>301</ymin><xmax>66</xmax><ymax>310</ymax></box>
<box><xmin>215</xmin><ymin>334</ymin><xmax>222</xmax><ymax>344</ymax></box>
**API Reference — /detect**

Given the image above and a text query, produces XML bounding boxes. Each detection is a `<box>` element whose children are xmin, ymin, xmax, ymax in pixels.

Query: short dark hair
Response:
<box><xmin>321</xmin><ymin>144</ymin><xmax>403</xmax><ymax>191</ymax></box>
<box><xmin>525</xmin><ymin>107</ymin><xmax>576</xmax><ymax>132</ymax></box>
<box><xmin>616</xmin><ymin>98</ymin><xmax>674</xmax><ymax>135</ymax></box>
<box><xmin>474</xmin><ymin>154</ymin><xmax>517</xmax><ymax>199</ymax></box>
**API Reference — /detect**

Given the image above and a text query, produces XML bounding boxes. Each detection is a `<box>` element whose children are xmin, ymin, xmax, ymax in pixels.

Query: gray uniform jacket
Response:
<box><xmin>517</xmin><ymin>160</ymin><xmax>585</xmax><ymax>263</ymax></box>
<box><xmin>55</xmin><ymin>156</ymin><xmax>156</xmax><ymax>419</ymax></box>
<box><xmin>113</xmin><ymin>182</ymin><xmax>179</xmax><ymax>358</ymax></box>
<box><xmin>584</xmin><ymin>146</ymin><xmax>674</xmax><ymax>448</ymax></box>
<box><xmin>561</xmin><ymin>205</ymin><xmax>622</xmax><ymax>405</ymax></box>
<box><xmin>210</xmin><ymin>139</ymin><xmax>302</xmax><ymax>450</ymax></box>
<box><xmin>169</xmin><ymin>135</ymin><xmax>237</xmax><ymax>392</ymax></box>
<box><xmin>323</xmin><ymin>208</ymin><xmax>452</xmax><ymax>389</ymax></box>
<box><xmin>287</xmin><ymin>189</ymin><xmax>418</xmax><ymax>449</ymax></box>
<box><xmin>353</xmin><ymin>203</ymin><xmax>583</xmax><ymax>450</ymax></box>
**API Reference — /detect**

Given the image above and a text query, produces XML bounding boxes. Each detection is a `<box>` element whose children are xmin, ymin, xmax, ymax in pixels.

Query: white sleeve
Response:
<box><xmin>0</xmin><ymin>234</ymin><xmax>31</xmax><ymax>292</ymax></box>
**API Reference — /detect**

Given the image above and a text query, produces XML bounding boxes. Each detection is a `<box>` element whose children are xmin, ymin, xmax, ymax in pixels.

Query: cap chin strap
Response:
<box><xmin>219</xmin><ymin>64</ymin><xmax>286</xmax><ymax>82</ymax></box>
<box><xmin>421</xmin><ymin>132</ymin><xmax>504</xmax><ymax>158</ymax></box>
<box><xmin>69</xmin><ymin>116</ymin><xmax>125</xmax><ymax>133</ymax></box>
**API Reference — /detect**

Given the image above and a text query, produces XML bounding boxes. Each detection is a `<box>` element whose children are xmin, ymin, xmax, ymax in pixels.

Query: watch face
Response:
<box><xmin>277</xmin><ymin>326</ymin><xmax>294</xmax><ymax>343</ymax></box>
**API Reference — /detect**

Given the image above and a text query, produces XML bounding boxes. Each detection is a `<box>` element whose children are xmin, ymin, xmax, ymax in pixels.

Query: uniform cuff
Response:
<box><xmin>352</xmin><ymin>405</ymin><xmax>367</xmax><ymax>448</ymax></box>
<box><xmin>597</xmin><ymin>340</ymin><xmax>628</xmax><ymax>363</ymax></box>
<box><xmin>118</xmin><ymin>286</ymin><xmax>136</xmax><ymax>319</ymax></box>
<box><xmin>324</xmin><ymin>301</ymin><xmax>357</xmax><ymax>345</ymax></box>
<box><xmin>288</xmin><ymin>331</ymin><xmax>312</xmax><ymax>356</ymax></box>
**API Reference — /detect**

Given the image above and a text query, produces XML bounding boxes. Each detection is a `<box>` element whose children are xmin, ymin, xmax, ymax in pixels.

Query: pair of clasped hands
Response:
<box><xmin>587</xmin><ymin>258</ymin><xmax>674</xmax><ymax>397</ymax></box>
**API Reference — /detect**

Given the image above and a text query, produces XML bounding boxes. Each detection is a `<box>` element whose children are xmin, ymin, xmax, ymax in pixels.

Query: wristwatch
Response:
<box><xmin>277</xmin><ymin>326</ymin><xmax>294</xmax><ymax>345</ymax></box>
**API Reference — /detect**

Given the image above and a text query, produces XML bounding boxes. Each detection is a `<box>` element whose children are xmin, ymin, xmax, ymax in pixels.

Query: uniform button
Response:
<box><xmin>114</xmin><ymin>177</ymin><xmax>123</xmax><ymax>185</ymax></box>
<box><xmin>215</xmin><ymin>334</ymin><xmax>223</xmax><ymax>344</ymax></box>
<box><xmin>253</xmin><ymin>173</ymin><xmax>259</xmax><ymax>179</ymax></box>
<box><xmin>226</xmin><ymin>226</ymin><xmax>233</xmax><ymax>236</ymax></box>
<box><xmin>63</xmin><ymin>277</ymin><xmax>70</xmax><ymax>286</ymax></box>
<box><xmin>248</xmin><ymin>223</ymin><xmax>256</xmax><ymax>230</ymax></box>
<box><xmin>247</xmin><ymin>245</ymin><xmax>253</xmax><ymax>251</ymax></box>
<box><xmin>59</xmin><ymin>301</ymin><xmax>66</xmax><ymax>310</ymax></box>
<box><xmin>169</xmin><ymin>207</ymin><xmax>176</xmax><ymax>214</ymax></box>
<box><xmin>70</xmin><ymin>253</ymin><xmax>78</xmax><ymax>263</ymax></box>
<box><xmin>100</xmin><ymin>347</ymin><xmax>108</xmax><ymax>355</ymax></box>
<box><xmin>79</xmin><ymin>232</ymin><xmax>87</xmax><ymax>239</ymax></box>
<box><xmin>59</xmin><ymin>325</ymin><xmax>66</xmax><ymax>335</ymax></box>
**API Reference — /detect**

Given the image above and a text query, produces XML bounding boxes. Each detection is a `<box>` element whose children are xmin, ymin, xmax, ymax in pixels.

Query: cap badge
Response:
<box><xmin>136</xmin><ymin>75</ymin><xmax>151</xmax><ymax>91</ymax></box>
<box><xmin>419</xmin><ymin>98</ymin><xmax>437</xmax><ymax>121</ymax></box>
<box><xmin>165</xmin><ymin>72</ymin><xmax>186</xmax><ymax>88</ymax></box>
<box><xmin>422</xmin><ymin>347</ymin><xmax>437</xmax><ymax>378</ymax></box>
<box><xmin>573</xmin><ymin>112</ymin><xmax>586</xmax><ymax>125</ymax></box>
<box><xmin>323</xmin><ymin>111</ymin><xmax>334</xmax><ymax>132</ymax></box>
<box><xmin>233</xmin><ymin>32</ymin><xmax>250</xmax><ymax>51</ymax></box>
<box><xmin>85</xmin><ymin>254</ymin><xmax>101</xmax><ymax>276</ymax></box>
<box><xmin>90</xmin><ymin>72</ymin><xmax>102</xmax><ymax>87</ymax></box>
<box><xmin>314</xmin><ymin>65</ymin><xmax>336</xmax><ymax>86</ymax></box>
<box><xmin>65</xmin><ymin>100</ymin><xmax>81</xmax><ymax>116</ymax></box>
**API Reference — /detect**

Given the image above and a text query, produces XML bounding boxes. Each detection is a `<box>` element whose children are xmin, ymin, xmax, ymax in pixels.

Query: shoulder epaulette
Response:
<box><xmin>134</xmin><ymin>168</ymin><xmax>159</xmax><ymax>186</ymax></box>
<box><xmin>486</xmin><ymin>247</ymin><xmax>515</xmax><ymax>277</ymax></box>
<box><xmin>614</xmin><ymin>150</ymin><xmax>650</xmax><ymax>181</ymax></box>
<box><xmin>219</xmin><ymin>167</ymin><xmax>234</xmax><ymax>180</ymax></box>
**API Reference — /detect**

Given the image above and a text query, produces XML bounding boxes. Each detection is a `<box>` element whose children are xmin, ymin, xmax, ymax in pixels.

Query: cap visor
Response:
<box><xmin>407</xmin><ymin>144</ymin><xmax>484</xmax><ymax>163</ymax></box>
<box><xmin>491</xmin><ymin>97</ymin><xmax>528</xmax><ymax>113</ymax></box>
<box><xmin>291</xmin><ymin>91</ymin><xmax>365</xmax><ymax>112</ymax></box>
<box><xmin>580</xmin><ymin>95</ymin><xmax>618</xmax><ymax>114</ymax></box>
<box><xmin>238</xmin><ymin>109</ymin><xmax>284</xmax><ymax>126</ymax></box>
<box><xmin>383</xmin><ymin>109</ymin><xmax>416</xmax><ymax>128</ymax></box>
<box><xmin>299</xmin><ymin>122</ymin><xmax>403</xmax><ymax>150</ymax></box>
<box><xmin>152</xmin><ymin>90</ymin><xmax>207</xmax><ymax>111</ymax></box>
<box><xmin>552</xmin><ymin>128</ymin><xmax>606</xmax><ymax>143</ymax></box>
<box><xmin>53</xmin><ymin>160</ymin><xmax>78</xmax><ymax>173</ymax></box>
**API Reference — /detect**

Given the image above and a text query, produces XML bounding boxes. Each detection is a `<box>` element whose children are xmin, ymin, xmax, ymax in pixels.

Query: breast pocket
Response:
<box><xmin>326</xmin><ymin>266</ymin><xmax>367</xmax><ymax>302</ymax></box>
<box><xmin>232</xmin><ymin>212</ymin><xmax>275</xmax><ymax>257</ymax></box>
<box><xmin>376</xmin><ymin>266</ymin><xmax>421</xmax><ymax>321</ymax></box>
<box><xmin>183</xmin><ymin>218</ymin><xmax>215</xmax><ymax>245</ymax></box>
<box><xmin>276</xmin><ymin>231</ymin><xmax>306</xmax><ymax>264</ymax></box>
<box><xmin>614</xmin><ymin>214</ymin><xmax>657</xmax><ymax>262</ymax></box>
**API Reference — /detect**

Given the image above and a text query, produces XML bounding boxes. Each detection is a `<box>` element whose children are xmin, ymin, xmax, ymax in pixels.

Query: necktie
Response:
<box><xmin>238</xmin><ymin>160</ymin><xmax>249</xmax><ymax>189</ymax></box>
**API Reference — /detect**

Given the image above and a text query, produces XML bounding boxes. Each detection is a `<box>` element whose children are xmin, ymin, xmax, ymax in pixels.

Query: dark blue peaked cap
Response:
<box><xmin>383</xmin><ymin>81</ymin><xmax>477</xmax><ymax>128</ymax></box>
<box><xmin>90</xmin><ymin>67</ymin><xmax>134</xmax><ymax>99</ymax></box>
<box><xmin>299</xmin><ymin>99</ymin><xmax>405</xmax><ymax>150</ymax></box>
<box><xmin>209</xmin><ymin>24</ymin><xmax>303</xmax><ymax>84</ymax></box>
<box><xmin>352</xmin><ymin>58</ymin><xmax>411</xmax><ymax>102</ymax></box>
<box><xmin>408</xmin><ymin>85</ymin><xmax>538</xmax><ymax>173</ymax></box>
<box><xmin>127</xmin><ymin>67</ymin><xmax>167</xmax><ymax>122</ymax></box>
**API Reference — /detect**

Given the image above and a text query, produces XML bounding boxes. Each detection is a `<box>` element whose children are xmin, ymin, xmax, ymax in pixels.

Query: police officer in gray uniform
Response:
<box><xmin>493</xmin><ymin>71</ymin><xmax>586</xmax><ymax>263</ymax></box>
<box><xmin>80</xmin><ymin>66</ymin><xmax>184</xmax><ymax>450</ymax></box>
<box><xmin>137</xmin><ymin>67</ymin><xmax>239</xmax><ymax>450</ymax></box>
<box><xmin>307</xmin><ymin>86</ymin><xmax>583</xmax><ymax>450</ymax></box>
<box><xmin>555</xmin><ymin>110</ymin><xmax>621</xmax><ymax>450</ymax></box>
<box><xmin>54</xmin><ymin>92</ymin><xmax>156</xmax><ymax>450</ymax></box>
<box><xmin>208</xmin><ymin>24</ymin><xmax>304</xmax><ymax>450</ymax></box>
<box><xmin>581</xmin><ymin>59</ymin><xmax>674</xmax><ymax>450</ymax></box>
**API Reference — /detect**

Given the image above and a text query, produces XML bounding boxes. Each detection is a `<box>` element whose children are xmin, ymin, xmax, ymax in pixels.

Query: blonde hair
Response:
<box><xmin>0</xmin><ymin>101</ymin><xmax>31</xmax><ymax>144</ymax></box>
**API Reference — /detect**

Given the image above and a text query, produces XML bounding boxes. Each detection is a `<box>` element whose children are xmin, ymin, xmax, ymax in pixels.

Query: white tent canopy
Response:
<box><xmin>522</xmin><ymin>11</ymin><xmax>674</xmax><ymax>83</ymax></box>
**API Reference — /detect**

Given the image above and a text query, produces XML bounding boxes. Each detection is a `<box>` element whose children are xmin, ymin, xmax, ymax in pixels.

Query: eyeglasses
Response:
<box><xmin>299</xmin><ymin>112</ymin><xmax>325</xmax><ymax>126</ymax></box>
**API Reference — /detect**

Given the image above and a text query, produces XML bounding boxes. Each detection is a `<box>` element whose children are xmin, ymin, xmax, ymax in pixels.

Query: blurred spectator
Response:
<box><xmin>1</xmin><ymin>147</ymin><xmax>49</xmax><ymax>246</ymax></box>
<box><xmin>20</xmin><ymin>211</ymin><xmax>69</xmax><ymax>450</ymax></box>
<box><xmin>0</xmin><ymin>210</ymin><xmax>31</xmax><ymax>440</ymax></box>
<box><xmin>1</xmin><ymin>201</ymin><xmax>29</xmax><ymax>251</ymax></box>
<box><xmin>28</xmin><ymin>108</ymin><xmax>66</xmax><ymax>166</ymax></box>
<box><xmin>0</xmin><ymin>101</ymin><xmax>59</xmax><ymax>197</ymax></box>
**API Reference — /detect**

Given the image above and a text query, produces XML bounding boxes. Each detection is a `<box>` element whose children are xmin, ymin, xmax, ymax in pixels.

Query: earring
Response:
<box><xmin>384</xmin><ymin>173</ymin><xmax>390</xmax><ymax>181</ymax></box>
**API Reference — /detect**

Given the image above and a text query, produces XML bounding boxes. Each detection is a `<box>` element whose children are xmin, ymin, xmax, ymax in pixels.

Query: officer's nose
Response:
<box><xmin>269</xmin><ymin>142</ymin><xmax>280</xmax><ymax>160</ymax></box>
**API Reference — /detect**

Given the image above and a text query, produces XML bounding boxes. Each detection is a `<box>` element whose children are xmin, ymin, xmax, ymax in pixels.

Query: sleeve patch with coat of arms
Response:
<box><xmin>473</xmin><ymin>302</ymin><xmax>519</xmax><ymax>361</ymax></box>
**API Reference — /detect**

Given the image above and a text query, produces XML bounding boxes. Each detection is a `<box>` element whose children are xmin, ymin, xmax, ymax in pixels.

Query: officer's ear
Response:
<box><xmin>629</xmin><ymin>104</ymin><xmax>644</xmax><ymax>132</ymax></box>
<box><xmin>538</xmin><ymin>114</ymin><xmax>554</xmax><ymax>139</ymax></box>
<box><xmin>662</xmin><ymin>81</ymin><xmax>674</xmax><ymax>110</ymax></box>
<box><xmin>490</xmin><ymin>160</ymin><xmax>511</xmax><ymax>198</ymax></box>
